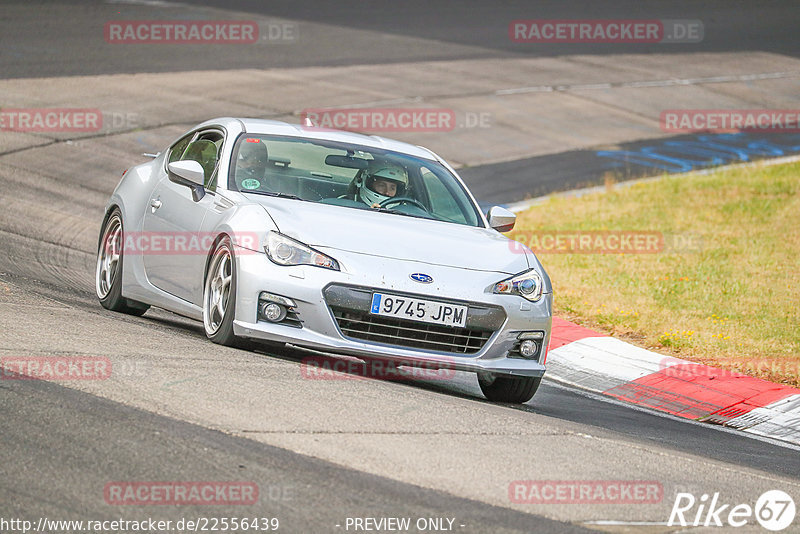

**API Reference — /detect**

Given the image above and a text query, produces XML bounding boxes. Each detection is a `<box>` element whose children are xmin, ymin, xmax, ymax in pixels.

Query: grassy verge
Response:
<box><xmin>508</xmin><ymin>161</ymin><xmax>800</xmax><ymax>387</ymax></box>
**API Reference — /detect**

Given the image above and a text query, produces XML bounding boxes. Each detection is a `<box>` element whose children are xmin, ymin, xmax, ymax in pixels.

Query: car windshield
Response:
<box><xmin>228</xmin><ymin>134</ymin><xmax>482</xmax><ymax>227</ymax></box>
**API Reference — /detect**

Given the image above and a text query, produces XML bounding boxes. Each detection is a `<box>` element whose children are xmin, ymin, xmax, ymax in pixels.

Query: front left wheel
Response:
<box><xmin>96</xmin><ymin>209</ymin><xmax>149</xmax><ymax>316</ymax></box>
<box><xmin>203</xmin><ymin>237</ymin><xmax>238</xmax><ymax>346</ymax></box>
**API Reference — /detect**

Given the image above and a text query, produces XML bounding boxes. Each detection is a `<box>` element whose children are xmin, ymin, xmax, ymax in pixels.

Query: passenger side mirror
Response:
<box><xmin>168</xmin><ymin>160</ymin><xmax>206</xmax><ymax>201</ymax></box>
<box><xmin>487</xmin><ymin>206</ymin><xmax>516</xmax><ymax>232</ymax></box>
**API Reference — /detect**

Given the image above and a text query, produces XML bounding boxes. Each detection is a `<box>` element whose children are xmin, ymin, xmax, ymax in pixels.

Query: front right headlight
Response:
<box><xmin>492</xmin><ymin>269</ymin><xmax>543</xmax><ymax>302</ymax></box>
<box><xmin>265</xmin><ymin>231</ymin><xmax>340</xmax><ymax>271</ymax></box>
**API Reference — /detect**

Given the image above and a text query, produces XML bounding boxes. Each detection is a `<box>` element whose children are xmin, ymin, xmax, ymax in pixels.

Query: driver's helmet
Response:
<box><xmin>236</xmin><ymin>139</ymin><xmax>268</xmax><ymax>183</ymax></box>
<box><xmin>358</xmin><ymin>162</ymin><xmax>408</xmax><ymax>206</ymax></box>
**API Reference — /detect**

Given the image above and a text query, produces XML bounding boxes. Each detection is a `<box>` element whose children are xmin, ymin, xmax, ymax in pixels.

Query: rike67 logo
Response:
<box><xmin>669</xmin><ymin>490</ymin><xmax>796</xmax><ymax>531</ymax></box>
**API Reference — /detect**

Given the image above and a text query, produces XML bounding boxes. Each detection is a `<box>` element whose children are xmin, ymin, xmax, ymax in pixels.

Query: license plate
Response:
<box><xmin>370</xmin><ymin>293</ymin><xmax>468</xmax><ymax>328</ymax></box>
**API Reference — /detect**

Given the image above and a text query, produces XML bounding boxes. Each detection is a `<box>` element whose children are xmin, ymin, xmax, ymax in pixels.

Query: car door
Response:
<box><xmin>142</xmin><ymin>129</ymin><xmax>224</xmax><ymax>305</ymax></box>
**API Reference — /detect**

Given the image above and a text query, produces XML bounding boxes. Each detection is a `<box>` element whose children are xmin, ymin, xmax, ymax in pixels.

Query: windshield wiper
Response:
<box><xmin>244</xmin><ymin>190</ymin><xmax>305</xmax><ymax>201</ymax></box>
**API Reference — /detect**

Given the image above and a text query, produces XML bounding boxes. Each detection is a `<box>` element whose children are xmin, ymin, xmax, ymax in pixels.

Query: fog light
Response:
<box><xmin>262</xmin><ymin>302</ymin><xmax>286</xmax><ymax>322</ymax></box>
<box><xmin>519</xmin><ymin>339</ymin><xmax>538</xmax><ymax>358</ymax></box>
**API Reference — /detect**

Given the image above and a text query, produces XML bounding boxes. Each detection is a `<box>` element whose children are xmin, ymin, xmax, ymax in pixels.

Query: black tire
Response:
<box><xmin>96</xmin><ymin>209</ymin><xmax>149</xmax><ymax>316</ymax></box>
<box><xmin>203</xmin><ymin>237</ymin><xmax>238</xmax><ymax>346</ymax></box>
<box><xmin>478</xmin><ymin>373</ymin><xmax>541</xmax><ymax>404</ymax></box>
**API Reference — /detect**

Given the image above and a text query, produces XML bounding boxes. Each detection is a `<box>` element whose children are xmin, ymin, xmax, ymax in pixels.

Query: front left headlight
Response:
<box><xmin>492</xmin><ymin>269</ymin><xmax>543</xmax><ymax>302</ymax></box>
<box><xmin>265</xmin><ymin>231</ymin><xmax>340</xmax><ymax>271</ymax></box>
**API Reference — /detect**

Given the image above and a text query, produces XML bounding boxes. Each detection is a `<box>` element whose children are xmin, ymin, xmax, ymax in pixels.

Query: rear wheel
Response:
<box><xmin>96</xmin><ymin>209</ymin><xmax>149</xmax><ymax>316</ymax></box>
<box><xmin>203</xmin><ymin>237</ymin><xmax>238</xmax><ymax>346</ymax></box>
<box><xmin>478</xmin><ymin>373</ymin><xmax>541</xmax><ymax>404</ymax></box>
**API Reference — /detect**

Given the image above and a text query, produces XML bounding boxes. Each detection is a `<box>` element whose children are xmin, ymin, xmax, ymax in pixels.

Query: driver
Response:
<box><xmin>235</xmin><ymin>139</ymin><xmax>268</xmax><ymax>185</ymax></box>
<box><xmin>356</xmin><ymin>162</ymin><xmax>408</xmax><ymax>208</ymax></box>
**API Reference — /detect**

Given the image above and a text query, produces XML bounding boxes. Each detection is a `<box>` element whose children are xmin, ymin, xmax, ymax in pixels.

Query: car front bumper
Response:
<box><xmin>232</xmin><ymin>248</ymin><xmax>552</xmax><ymax>378</ymax></box>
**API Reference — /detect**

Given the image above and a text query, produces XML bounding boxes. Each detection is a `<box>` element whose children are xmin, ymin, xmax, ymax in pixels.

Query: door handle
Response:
<box><xmin>150</xmin><ymin>198</ymin><xmax>162</xmax><ymax>211</ymax></box>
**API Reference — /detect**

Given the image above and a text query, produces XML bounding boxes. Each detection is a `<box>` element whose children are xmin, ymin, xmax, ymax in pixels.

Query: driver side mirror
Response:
<box><xmin>487</xmin><ymin>206</ymin><xmax>516</xmax><ymax>232</ymax></box>
<box><xmin>168</xmin><ymin>160</ymin><xmax>206</xmax><ymax>201</ymax></box>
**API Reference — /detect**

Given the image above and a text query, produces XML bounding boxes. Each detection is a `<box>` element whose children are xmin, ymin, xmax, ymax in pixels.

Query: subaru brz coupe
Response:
<box><xmin>96</xmin><ymin>118</ymin><xmax>552</xmax><ymax>403</ymax></box>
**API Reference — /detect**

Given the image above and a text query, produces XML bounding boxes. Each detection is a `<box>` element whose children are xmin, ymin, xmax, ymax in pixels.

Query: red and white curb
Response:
<box><xmin>546</xmin><ymin>317</ymin><xmax>800</xmax><ymax>446</ymax></box>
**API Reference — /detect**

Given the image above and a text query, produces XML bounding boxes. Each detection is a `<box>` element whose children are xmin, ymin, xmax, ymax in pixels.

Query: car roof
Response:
<box><xmin>198</xmin><ymin>117</ymin><xmax>439</xmax><ymax>161</ymax></box>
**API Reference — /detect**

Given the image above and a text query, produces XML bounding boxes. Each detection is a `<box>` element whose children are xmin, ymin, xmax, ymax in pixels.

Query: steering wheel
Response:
<box><xmin>379</xmin><ymin>196</ymin><xmax>428</xmax><ymax>211</ymax></box>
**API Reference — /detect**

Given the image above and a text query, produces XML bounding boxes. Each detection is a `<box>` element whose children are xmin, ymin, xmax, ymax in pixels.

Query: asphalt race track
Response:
<box><xmin>2</xmin><ymin>1</ymin><xmax>800</xmax><ymax>533</ymax></box>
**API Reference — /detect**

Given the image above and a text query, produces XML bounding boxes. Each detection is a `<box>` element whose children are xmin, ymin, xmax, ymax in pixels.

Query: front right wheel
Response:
<box><xmin>203</xmin><ymin>237</ymin><xmax>238</xmax><ymax>346</ymax></box>
<box><xmin>478</xmin><ymin>373</ymin><xmax>541</xmax><ymax>404</ymax></box>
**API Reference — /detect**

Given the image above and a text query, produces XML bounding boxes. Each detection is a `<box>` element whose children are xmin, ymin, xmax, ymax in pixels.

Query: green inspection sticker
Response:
<box><xmin>241</xmin><ymin>178</ymin><xmax>260</xmax><ymax>190</ymax></box>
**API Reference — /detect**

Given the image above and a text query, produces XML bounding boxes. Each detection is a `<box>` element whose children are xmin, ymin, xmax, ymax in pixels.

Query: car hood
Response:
<box><xmin>253</xmin><ymin>197</ymin><xmax>528</xmax><ymax>274</ymax></box>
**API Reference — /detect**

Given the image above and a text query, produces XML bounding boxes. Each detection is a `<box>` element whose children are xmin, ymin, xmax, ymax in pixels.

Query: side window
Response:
<box><xmin>167</xmin><ymin>133</ymin><xmax>193</xmax><ymax>164</ymax></box>
<box><xmin>180</xmin><ymin>131</ymin><xmax>223</xmax><ymax>191</ymax></box>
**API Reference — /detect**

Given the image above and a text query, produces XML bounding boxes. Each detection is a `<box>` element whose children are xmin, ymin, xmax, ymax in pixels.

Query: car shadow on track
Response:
<box><xmin>135</xmin><ymin>309</ymin><xmax>545</xmax><ymax>407</ymax></box>
<box><xmin>261</xmin><ymin>345</ymin><xmax>532</xmax><ymax>406</ymax></box>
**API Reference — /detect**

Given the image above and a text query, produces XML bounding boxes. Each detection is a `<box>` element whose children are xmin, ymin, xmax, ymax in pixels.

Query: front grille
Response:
<box><xmin>331</xmin><ymin>307</ymin><xmax>492</xmax><ymax>354</ymax></box>
<box><xmin>279</xmin><ymin>309</ymin><xmax>303</xmax><ymax>328</ymax></box>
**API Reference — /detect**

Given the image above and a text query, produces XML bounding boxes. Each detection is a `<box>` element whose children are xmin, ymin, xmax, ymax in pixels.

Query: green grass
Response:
<box><xmin>508</xmin><ymin>161</ymin><xmax>800</xmax><ymax>387</ymax></box>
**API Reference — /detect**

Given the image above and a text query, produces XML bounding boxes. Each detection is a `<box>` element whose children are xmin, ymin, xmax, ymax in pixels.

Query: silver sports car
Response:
<box><xmin>96</xmin><ymin>118</ymin><xmax>552</xmax><ymax>403</ymax></box>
